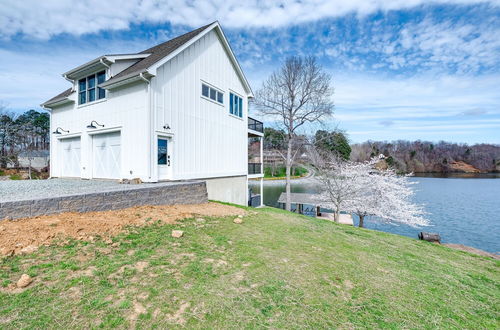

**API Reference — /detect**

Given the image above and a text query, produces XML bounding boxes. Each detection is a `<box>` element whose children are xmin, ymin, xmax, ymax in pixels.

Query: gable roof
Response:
<box><xmin>42</xmin><ymin>88</ymin><xmax>74</xmax><ymax>107</ymax></box>
<box><xmin>105</xmin><ymin>23</ymin><xmax>213</xmax><ymax>85</ymax></box>
<box><xmin>42</xmin><ymin>21</ymin><xmax>252</xmax><ymax>108</ymax></box>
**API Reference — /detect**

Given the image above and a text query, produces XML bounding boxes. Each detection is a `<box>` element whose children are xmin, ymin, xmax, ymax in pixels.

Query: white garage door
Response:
<box><xmin>92</xmin><ymin>132</ymin><xmax>121</xmax><ymax>179</ymax></box>
<box><xmin>60</xmin><ymin>137</ymin><xmax>81</xmax><ymax>177</ymax></box>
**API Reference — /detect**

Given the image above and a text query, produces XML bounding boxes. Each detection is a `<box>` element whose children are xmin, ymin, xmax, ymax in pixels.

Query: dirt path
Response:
<box><xmin>0</xmin><ymin>203</ymin><xmax>245</xmax><ymax>256</ymax></box>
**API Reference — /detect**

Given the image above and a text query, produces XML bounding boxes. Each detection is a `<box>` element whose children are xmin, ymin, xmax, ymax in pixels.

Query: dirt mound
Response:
<box><xmin>0</xmin><ymin>203</ymin><xmax>245</xmax><ymax>256</ymax></box>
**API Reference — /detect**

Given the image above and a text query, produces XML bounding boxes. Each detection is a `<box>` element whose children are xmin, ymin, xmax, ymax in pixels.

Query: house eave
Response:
<box><xmin>99</xmin><ymin>71</ymin><xmax>155</xmax><ymax>90</ymax></box>
<box><xmin>41</xmin><ymin>97</ymin><xmax>74</xmax><ymax>109</ymax></box>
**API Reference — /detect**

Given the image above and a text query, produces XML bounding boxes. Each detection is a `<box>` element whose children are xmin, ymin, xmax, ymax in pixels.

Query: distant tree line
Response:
<box><xmin>264</xmin><ymin>127</ymin><xmax>351</xmax><ymax>162</ymax></box>
<box><xmin>0</xmin><ymin>106</ymin><xmax>50</xmax><ymax>167</ymax></box>
<box><xmin>350</xmin><ymin>140</ymin><xmax>500</xmax><ymax>173</ymax></box>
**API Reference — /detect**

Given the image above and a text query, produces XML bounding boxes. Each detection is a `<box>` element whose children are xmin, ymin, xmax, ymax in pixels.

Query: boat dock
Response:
<box><xmin>277</xmin><ymin>192</ymin><xmax>353</xmax><ymax>225</ymax></box>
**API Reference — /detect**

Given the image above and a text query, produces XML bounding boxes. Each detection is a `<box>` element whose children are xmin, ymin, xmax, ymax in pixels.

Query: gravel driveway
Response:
<box><xmin>0</xmin><ymin>179</ymin><xmax>172</xmax><ymax>203</ymax></box>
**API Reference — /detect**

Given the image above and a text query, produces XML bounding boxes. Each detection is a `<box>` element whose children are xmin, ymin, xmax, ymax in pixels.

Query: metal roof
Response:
<box><xmin>277</xmin><ymin>193</ymin><xmax>319</xmax><ymax>205</ymax></box>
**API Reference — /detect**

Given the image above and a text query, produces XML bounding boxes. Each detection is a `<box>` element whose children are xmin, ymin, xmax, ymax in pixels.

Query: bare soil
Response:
<box><xmin>449</xmin><ymin>161</ymin><xmax>481</xmax><ymax>173</ymax></box>
<box><xmin>0</xmin><ymin>203</ymin><xmax>245</xmax><ymax>256</ymax></box>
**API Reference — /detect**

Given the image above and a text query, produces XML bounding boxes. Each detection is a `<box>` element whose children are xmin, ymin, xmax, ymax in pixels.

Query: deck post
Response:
<box><xmin>259</xmin><ymin>177</ymin><xmax>264</xmax><ymax>206</ymax></box>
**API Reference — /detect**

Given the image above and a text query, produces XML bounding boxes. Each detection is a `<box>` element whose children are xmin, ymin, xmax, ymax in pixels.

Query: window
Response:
<box><xmin>201</xmin><ymin>83</ymin><xmax>223</xmax><ymax>105</ymax></box>
<box><xmin>158</xmin><ymin>138</ymin><xmax>167</xmax><ymax>165</ymax></box>
<box><xmin>97</xmin><ymin>71</ymin><xmax>106</xmax><ymax>99</ymax></box>
<box><xmin>78</xmin><ymin>70</ymin><xmax>106</xmax><ymax>105</ymax></box>
<box><xmin>230</xmin><ymin>92</ymin><xmax>243</xmax><ymax>118</ymax></box>
<box><xmin>202</xmin><ymin>84</ymin><xmax>209</xmax><ymax>97</ymax></box>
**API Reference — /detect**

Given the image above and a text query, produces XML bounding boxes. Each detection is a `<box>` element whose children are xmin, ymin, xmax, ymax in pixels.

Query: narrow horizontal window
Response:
<box><xmin>201</xmin><ymin>82</ymin><xmax>224</xmax><ymax>104</ymax></box>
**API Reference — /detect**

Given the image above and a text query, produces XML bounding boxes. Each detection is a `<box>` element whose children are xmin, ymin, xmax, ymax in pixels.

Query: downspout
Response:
<box><xmin>139</xmin><ymin>72</ymin><xmax>153</xmax><ymax>181</ymax></box>
<box><xmin>42</xmin><ymin>106</ymin><xmax>54</xmax><ymax>179</ymax></box>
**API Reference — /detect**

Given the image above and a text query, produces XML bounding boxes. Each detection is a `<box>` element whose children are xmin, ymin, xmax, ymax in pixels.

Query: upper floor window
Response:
<box><xmin>79</xmin><ymin>71</ymin><xmax>106</xmax><ymax>105</ymax></box>
<box><xmin>201</xmin><ymin>83</ymin><xmax>223</xmax><ymax>105</ymax></box>
<box><xmin>230</xmin><ymin>92</ymin><xmax>243</xmax><ymax>118</ymax></box>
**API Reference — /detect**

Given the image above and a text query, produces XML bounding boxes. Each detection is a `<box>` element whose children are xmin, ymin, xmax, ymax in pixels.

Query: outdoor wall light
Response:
<box><xmin>52</xmin><ymin>127</ymin><xmax>69</xmax><ymax>134</ymax></box>
<box><xmin>163</xmin><ymin>124</ymin><xmax>171</xmax><ymax>130</ymax></box>
<box><xmin>87</xmin><ymin>120</ymin><xmax>105</xmax><ymax>129</ymax></box>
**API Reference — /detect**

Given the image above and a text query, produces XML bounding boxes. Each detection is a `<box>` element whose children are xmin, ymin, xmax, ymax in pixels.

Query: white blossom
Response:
<box><xmin>312</xmin><ymin>153</ymin><xmax>428</xmax><ymax>227</ymax></box>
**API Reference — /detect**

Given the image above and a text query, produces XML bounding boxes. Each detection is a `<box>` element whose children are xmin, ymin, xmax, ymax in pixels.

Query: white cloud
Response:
<box><xmin>331</xmin><ymin>73</ymin><xmax>500</xmax><ymax>143</ymax></box>
<box><xmin>1</xmin><ymin>0</ymin><xmax>499</xmax><ymax>39</ymax></box>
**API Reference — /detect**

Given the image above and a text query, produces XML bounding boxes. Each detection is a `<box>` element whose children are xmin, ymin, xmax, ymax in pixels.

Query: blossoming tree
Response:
<box><xmin>312</xmin><ymin>152</ymin><xmax>428</xmax><ymax>227</ymax></box>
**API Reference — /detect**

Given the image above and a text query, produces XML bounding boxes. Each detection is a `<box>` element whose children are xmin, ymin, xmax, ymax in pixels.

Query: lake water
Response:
<box><xmin>250</xmin><ymin>174</ymin><xmax>500</xmax><ymax>253</ymax></box>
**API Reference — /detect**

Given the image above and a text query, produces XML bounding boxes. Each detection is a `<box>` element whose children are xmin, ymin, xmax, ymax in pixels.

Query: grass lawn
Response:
<box><xmin>0</xmin><ymin>205</ymin><xmax>498</xmax><ymax>328</ymax></box>
<box><xmin>264</xmin><ymin>165</ymin><xmax>308</xmax><ymax>179</ymax></box>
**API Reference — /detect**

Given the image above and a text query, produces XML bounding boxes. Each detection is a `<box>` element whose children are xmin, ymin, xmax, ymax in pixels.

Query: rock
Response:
<box><xmin>171</xmin><ymin>230</ymin><xmax>184</xmax><ymax>238</ymax></box>
<box><xmin>17</xmin><ymin>274</ymin><xmax>32</xmax><ymax>288</ymax></box>
<box><xmin>130</xmin><ymin>178</ymin><xmax>143</xmax><ymax>184</ymax></box>
<box><xmin>233</xmin><ymin>218</ymin><xmax>243</xmax><ymax>224</ymax></box>
<box><xmin>19</xmin><ymin>245</ymin><xmax>38</xmax><ymax>254</ymax></box>
<box><xmin>238</xmin><ymin>215</ymin><xmax>243</xmax><ymax>218</ymax></box>
<box><xmin>196</xmin><ymin>218</ymin><xmax>205</xmax><ymax>223</ymax></box>
<box><xmin>119</xmin><ymin>178</ymin><xmax>130</xmax><ymax>184</ymax></box>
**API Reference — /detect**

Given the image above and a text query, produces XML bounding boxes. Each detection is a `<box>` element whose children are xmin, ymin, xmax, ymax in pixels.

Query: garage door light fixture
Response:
<box><xmin>53</xmin><ymin>127</ymin><xmax>69</xmax><ymax>134</ymax></box>
<box><xmin>87</xmin><ymin>120</ymin><xmax>105</xmax><ymax>129</ymax></box>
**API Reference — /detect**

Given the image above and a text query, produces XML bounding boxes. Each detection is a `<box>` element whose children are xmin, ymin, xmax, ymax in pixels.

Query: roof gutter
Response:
<box><xmin>139</xmin><ymin>72</ymin><xmax>150</xmax><ymax>84</ymax></box>
<box><xmin>100</xmin><ymin>58</ymin><xmax>111</xmax><ymax>70</ymax></box>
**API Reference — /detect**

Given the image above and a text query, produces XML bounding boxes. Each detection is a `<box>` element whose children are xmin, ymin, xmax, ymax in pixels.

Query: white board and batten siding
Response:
<box><xmin>50</xmin><ymin>82</ymin><xmax>149</xmax><ymax>180</ymax></box>
<box><xmin>151</xmin><ymin>29</ymin><xmax>248</xmax><ymax>181</ymax></box>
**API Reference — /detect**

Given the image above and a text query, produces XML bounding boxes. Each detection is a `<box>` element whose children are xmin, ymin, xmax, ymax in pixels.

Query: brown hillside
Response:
<box><xmin>449</xmin><ymin>161</ymin><xmax>481</xmax><ymax>173</ymax></box>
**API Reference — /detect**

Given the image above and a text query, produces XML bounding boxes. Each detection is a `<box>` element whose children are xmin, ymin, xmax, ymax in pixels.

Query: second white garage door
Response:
<box><xmin>92</xmin><ymin>132</ymin><xmax>121</xmax><ymax>179</ymax></box>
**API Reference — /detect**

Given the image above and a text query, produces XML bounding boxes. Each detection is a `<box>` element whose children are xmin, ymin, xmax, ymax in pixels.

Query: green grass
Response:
<box><xmin>0</xmin><ymin>206</ymin><xmax>498</xmax><ymax>328</ymax></box>
<box><xmin>8</xmin><ymin>174</ymin><xmax>21</xmax><ymax>180</ymax></box>
<box><xmin>264</xmin><ymin>165</ymin><xmax>308</xmax><ymax>178</ymax></box>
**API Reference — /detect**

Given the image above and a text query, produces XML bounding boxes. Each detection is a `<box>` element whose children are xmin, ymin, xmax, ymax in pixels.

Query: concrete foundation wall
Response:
<box><xmin>0</xmin><ymin>182</ymin><xmax>208</xmax><ymax>221</ymax></box>
<box><xmin>204</xmin><ymin>176</ymin><xmax>247</xmax><ymax>206</ymax></box>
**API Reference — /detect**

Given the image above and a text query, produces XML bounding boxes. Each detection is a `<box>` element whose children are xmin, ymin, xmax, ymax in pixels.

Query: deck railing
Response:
<box><xmin>248</xmin><ymin>117</ymin><xmax>264</xmax><ymax>133</ymax></box>
<box><xmin>248</xmin><ymin>162</ymin><xmax>262</xmax><ymax>175</ymax></box>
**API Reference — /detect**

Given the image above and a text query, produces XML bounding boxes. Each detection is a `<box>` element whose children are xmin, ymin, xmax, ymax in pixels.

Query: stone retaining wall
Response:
<box><xmin>0</xmin><ymin>181</ymin><xmax>208</xmax><ymax>220</ymax></box>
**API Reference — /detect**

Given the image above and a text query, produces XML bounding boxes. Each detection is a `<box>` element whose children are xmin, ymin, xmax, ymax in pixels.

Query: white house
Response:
<box><xmin>42</xmin><ymin>22</ymin><xmax>264</xmax><ymax>206</ymax></box>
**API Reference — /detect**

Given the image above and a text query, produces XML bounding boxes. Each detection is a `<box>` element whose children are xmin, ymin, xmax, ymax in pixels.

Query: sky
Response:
<box><xmin>0</xmin><ymin>0</ymin><xmax>499</xmax><ymax>144</ymax></box>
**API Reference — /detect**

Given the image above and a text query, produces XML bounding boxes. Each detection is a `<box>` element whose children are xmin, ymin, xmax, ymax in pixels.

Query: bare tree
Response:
<box><xmin>254</xmin><ymin>56</ymin><xmax>334</xmax><ymax>210</ymax></box>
